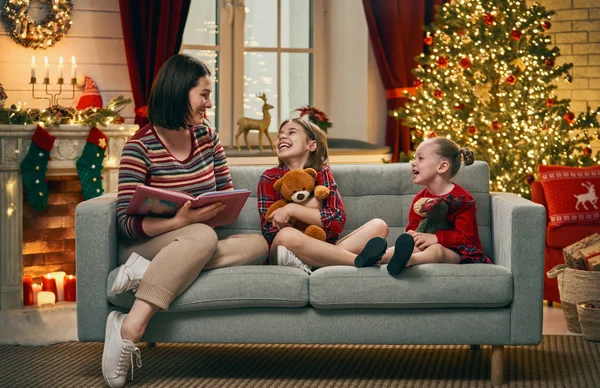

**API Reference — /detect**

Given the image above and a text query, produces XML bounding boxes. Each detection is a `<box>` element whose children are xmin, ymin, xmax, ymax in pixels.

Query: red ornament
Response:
<box><xmin>506</xmin><ymin>75</ymin><xmax>516</xmax><ymax>85</ymax></box>
<box><xmin>542</xmin><ymin>21</ymin><xmax>551</xmax><ymax>30</ymax></box>
<box><xmin>584</xmin><ymin>147</ymin><xmax>592</xmax><ymax>156</ymax></box>
<box><xmin>424</xmin><ymin>36</ymin><xmax>433</xmax><ymax>46</ymax></box>
<box><xmin>524</xmin><ymin>174</ymin><xmax>535</xmax><ymax>185</ymax></box>
<box><xmin>428</xmin><ymin>132</ymin><xmax>438</xmax><ymax>138</ymax></box>
<box><xmin>413</xmin><ymin>79</ymin><xmax>423</xmax><ymax>89</ymax></box>
<box><xmin>468</xmin><ymin>125</ymin><xmax>477</xmax><ymax>135</ymax></box>
<box><xmin>135</xmin><ymin>105</ymin><xmax>148</xmax><ymax>118</ymax></box>
<box><xmin>564</xmin><ymin>111</ymin><xmax>575</xmax><ymax>124</ymax></box>
<box><xmin>113</xmin><ymin>116</ymin><xmax>125</xmax><ymax>124</ymax></box>
<box><xmin>492</xmin><ymin>121</ymin><xmax>502</xmax><ymax>131</ymax></box>
<box><xmin>415</xmin><ymin>130</ymin><xmax>424</xmax><ymax>138</ymax></box>
<box><xmin>437</xmin><ymin>56</ymin><xmax>448</xmax><ymax>68</ymax></box>
<box><xmin>511</xmin><ymin>30</ymin><xmax>522</xmax><ymax>41</ymax></box>
<box><xmin>434</xmin><ymin>90</ymin><xmax>443</xmax><ymax>98</ymax></box>
<box><xmin>545</xmin><ymin>58</ymin><xmax>554</xmax><ymax>67</ymax></box>
<box><xmin>545</xmin><ymin>98</ymin><xmax>554</xmax><ymax>107</ymax></box>
<box><xmin>454</xmin><ymin>103</ymin><xmax>465</xmax><ymax>110</ymax></box>
<box><xmin>457</xmin><ymin>27</ymin><xmax>466</xmax><ymax>37</ymax></box>
<box><xmin>460</xmin><ymin>57</ymin><xmax>472</xmax><ymax>69</ymax></box>
<box><xmin>483</xmin><ymin>13</ymin><xmax>495</xmax><ymax>25</ymax></box>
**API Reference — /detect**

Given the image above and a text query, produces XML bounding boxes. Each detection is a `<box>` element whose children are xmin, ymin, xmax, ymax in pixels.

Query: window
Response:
<box><xmin>181</xmin><ymin>0</ymin><xmax>325</xmax><ymax>147</ymax></box>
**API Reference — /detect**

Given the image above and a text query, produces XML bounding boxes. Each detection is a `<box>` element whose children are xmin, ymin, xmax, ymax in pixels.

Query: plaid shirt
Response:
<box><xmin>257</xmin><ymin>165</ymin><xmax>346</xmax><ymax>247</ymax></box>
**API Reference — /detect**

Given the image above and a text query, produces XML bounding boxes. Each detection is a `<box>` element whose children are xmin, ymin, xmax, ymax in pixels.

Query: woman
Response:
<box><xmin>103</xmin><ymin>54</ymin><xmax>268</xmax><ymax>388</ymax></box>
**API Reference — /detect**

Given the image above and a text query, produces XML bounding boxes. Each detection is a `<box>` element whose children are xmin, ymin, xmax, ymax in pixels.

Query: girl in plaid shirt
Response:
<box><xmin>371</xmin><ymin>137</ymin><xmax>492</xmax><ymax>276</ymax></box>
<box><xmin>257</xmin><ymin>118</ymin><xmax>389</xmax><ymax>273</ymax></box>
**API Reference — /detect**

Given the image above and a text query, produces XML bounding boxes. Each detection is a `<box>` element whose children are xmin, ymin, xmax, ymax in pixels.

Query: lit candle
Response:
<box><xmin>50</xmin><ymin>271</ymin><xmax>66</xmax><ymax>301</ymax></box>
<box><xmin>64</xmin><ymin>275</ymin><xmax>76</xmax><ymax>302</ymax></box>
<box><xmin>44</xmin><ymin>56</ymin><xmax>49</xmax><ymax>80</ymax></box>
<box><xmin>32</xmin><ymin>283</ymin><xmax>42</xmax><ymax>305</ymax></box>
<box><xmin>37</xmin><ymin>291</ymin><xmax>56</xmax><ymax>307</ymax></box>
<box><xmin>71</xmin><ymin>56</ymin><xmax>77</xmax><ymax>80</ymax></box>
<box><xmin>31</xmin><ymin>56</ymin><xmax>36</xmax><ymax>79</ymax></box>
<box><xmin>41</xmin><ymin>273</ymin><xmax>57</xmax><ymax>300</ymax></box>
<box><xmin>22</xmin><ymin>275</ymin><xmax>34</xmax><ymax>306</ymax></box>
<box><xmin>58</xmin><ymin>56</ymin><xmax>64</xmax><ymax>80</ymax></box>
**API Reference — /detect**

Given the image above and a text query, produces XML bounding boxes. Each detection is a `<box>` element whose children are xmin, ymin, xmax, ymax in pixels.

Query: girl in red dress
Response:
<box><xmin>376</xmin><ymin>137</ymin><xmax>492</xmax><ymax>275</ymax></box>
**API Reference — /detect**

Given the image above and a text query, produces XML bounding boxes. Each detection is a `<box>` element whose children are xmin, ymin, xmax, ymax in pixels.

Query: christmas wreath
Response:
<box><xmin>2</xmin><ymin>0</ymin><xmax>73</xmax><ymax>50</ymax></box>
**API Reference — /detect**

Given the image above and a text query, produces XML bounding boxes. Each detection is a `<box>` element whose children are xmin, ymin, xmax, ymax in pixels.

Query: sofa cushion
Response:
<box><xmin>309</xmin><ymin>264</ymin><xmax>512</xmax><ymax>309</ymax></box>
<box><xmin>546</xmin><ymin>223</ymin><xmax>600</xmax><ymax>249</ymax></box>
<box><xmin>107</xmin><ymin>266</ymin><xmax>309</xmax><ymax>312</ymax></box>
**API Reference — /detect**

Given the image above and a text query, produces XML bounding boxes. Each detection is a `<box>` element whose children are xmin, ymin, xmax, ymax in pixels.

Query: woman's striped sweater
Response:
<box><xmin>116</xmin><ymin>123</ymin><xmax>233</xmax><ymax>239</ymax></box>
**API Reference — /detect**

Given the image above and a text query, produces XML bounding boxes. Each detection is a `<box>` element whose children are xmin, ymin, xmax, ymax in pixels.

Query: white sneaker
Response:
<box><xmin>111</xmin><ymin>253</ymin><xmax>150</xmax><ymax>294</ymax></box>
<box><xmin>276</xmin><ymin>246</ymin><xmax>312</xmax><ymax>275</ymax></box>
<box><xmin>102</xmin><ymin>311</ymin><xmax>142</xmax><ymax>388</ymax></box>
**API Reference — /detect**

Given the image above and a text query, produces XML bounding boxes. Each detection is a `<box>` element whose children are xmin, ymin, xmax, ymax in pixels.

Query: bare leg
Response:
<box><xmin>335</xmin><ymin>218</ymin><xmax>389</xmax><ymax>254</ymax></box>
<box><xmin>121</xmin><ymin>300</ymin><xmax>159</xmax><ymax>343</ymax></box>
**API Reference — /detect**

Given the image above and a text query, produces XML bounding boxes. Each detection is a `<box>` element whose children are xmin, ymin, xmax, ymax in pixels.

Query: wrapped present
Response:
<box><xmin>580</xmin><ymin>243</ymin><xmax>600</xmax><ymax>271</ymax></box>
<box><xmin>563</xmin><ymin>233</ymin><xmax>600</xmax><ymax>270</ymax></box>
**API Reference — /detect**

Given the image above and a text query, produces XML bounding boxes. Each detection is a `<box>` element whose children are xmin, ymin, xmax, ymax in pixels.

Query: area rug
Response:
<box><xmin>1</xmin><ymin>335</ymin><xmax>599</xmax><ymax>387</ymax></box>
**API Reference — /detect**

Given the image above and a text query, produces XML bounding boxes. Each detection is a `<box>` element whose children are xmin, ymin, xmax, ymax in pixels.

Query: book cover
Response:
<box><xmin>125</xmin><ymin>186</ymin><xmax>251</xmax><ymax>227</ymax></box>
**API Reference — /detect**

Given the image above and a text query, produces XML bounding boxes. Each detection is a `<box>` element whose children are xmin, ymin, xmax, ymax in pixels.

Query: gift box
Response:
<box><xmin>563</xmin><ymin>233</ymin><xmax>600</xmax><ymax>270</ymax></box>
<box><xmin>580</xmin><ymin>243</ymin><xmax>600</xmax><ymax>271</ymax></box>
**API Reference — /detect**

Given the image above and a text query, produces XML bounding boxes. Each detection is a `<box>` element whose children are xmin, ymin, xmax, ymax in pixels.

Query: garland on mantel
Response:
<box><xmin>0</xmin><ymin>95</ymin><xmax>132</xmax><ymax>127</ymax></box>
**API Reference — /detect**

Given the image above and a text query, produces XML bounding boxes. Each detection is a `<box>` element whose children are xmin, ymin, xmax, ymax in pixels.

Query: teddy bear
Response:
<box><xmin>266</xmin><ymin>168</ymin><xmax>330</xmax><ymax>241</ymax></box>
<box><xmin>412</xmin><ymin>195</ymin><xmax>476</xmax><ymax>234</ymax></box>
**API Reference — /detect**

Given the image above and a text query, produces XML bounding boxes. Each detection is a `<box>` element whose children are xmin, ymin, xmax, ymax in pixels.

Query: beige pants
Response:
<box><xmin>119</xmin><ymin>224</ymin><xmax>269</xmax><ymax>310</ymax></box>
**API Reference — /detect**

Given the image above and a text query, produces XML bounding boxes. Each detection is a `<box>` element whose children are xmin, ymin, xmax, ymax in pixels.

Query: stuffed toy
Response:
<box><xmin>266</xmin><ymin>168</ymin><xmax>330</xmax><ymax>241</ymax></box>
<box><xmin>412</xmin><ymin>197</ymin><xmax>452</xmax><ymax>234</ymax></box>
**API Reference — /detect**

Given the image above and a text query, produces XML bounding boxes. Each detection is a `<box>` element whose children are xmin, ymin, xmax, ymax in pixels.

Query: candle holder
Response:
<box><xmin>31</xmin><ymin>77</ymin><xmax>76</xmax><ymax>107</ymax></box>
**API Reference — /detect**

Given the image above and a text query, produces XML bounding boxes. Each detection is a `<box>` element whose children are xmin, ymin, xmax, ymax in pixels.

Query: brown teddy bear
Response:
<box><xmin>266</xmin><ymin>168</ymin><xmax>330</xmax><ymax>241</ymax></box>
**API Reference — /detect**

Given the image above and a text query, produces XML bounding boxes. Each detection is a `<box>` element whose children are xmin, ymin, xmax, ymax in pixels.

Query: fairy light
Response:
<box><xmin>392</xmin><ymin>0</ymin><xmax>600</xmax><ymax>198</ymax></box>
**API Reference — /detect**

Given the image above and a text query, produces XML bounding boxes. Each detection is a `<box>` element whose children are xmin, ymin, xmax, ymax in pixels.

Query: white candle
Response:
<box><xmin>58</xmin><ymin>56</ymin><xmax>64</xmax><ymax>79</ymax></box>
<box><xmin>71</xmin><ymin>56</ymin><xmax>77</xmax><ymax>80</ymax></box>
<box><xmin>31</xmin><ymin>56</ymin><xmax>36</xmax><ymax>79</ymax></box>
<box><xmin>37</xmin><ymin>291</ymin><xmax>56</xmax><ymax>307</ymax></box>
<box><xmin>44</xmin><ymin>56</ymin><xmax>49</xmax><ymax>79</ymax></box>
<box><xmin>50</xmin><ymin>271</ymin><xmax>66</xmax><ymax>301</ymax></box>
<box><xmin>32</xmin><ymin>283</ymin><xmax>42</xmax><ymax>305</ymax></box>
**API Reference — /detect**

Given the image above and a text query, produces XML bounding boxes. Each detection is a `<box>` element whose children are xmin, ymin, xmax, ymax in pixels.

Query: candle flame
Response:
<box><xmin>44</xmin><ymin>56</ymin><xmax>48</xmax><ymax>65</ymax></box>
<box><xmin>59</xmin><ymin>56</ymin><xmax>63</xmax><ymax>65</ymax></box>
<box><xmin>71</xmin><ymin>56</ymin><xmax>76</xmax><ymax>65</ymax></box>
<box><xmin>31</xmin><ymin>56</ymin><xmax>35</xmax><ymax>65</ymax></box>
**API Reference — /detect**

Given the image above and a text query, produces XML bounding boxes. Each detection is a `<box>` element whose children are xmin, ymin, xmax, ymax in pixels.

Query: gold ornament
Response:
<box><xmin>510</xmin><ymin>58</ymin><xmax>527</xmax><ymax>72</ymax></box>
<box><xmin>473</xmin><ymin>83</ymin><xmax>492</xmax><ymax>104</ymax></box>
<box><xmin>1</xmin><ymin>0</ymin><xmax>73</xmax><ymax>50</ymax></box>
<box><xmin>440</xmin><ymin>33</ymin><xmax>451</xmax><ymax>44</ymax></box>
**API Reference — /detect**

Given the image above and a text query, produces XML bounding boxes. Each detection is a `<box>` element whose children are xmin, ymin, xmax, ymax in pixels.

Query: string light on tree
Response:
<box><xmin>392</xmin><ymin>0</ymin><xmax>600</xmax><ymax>198</ymax></box>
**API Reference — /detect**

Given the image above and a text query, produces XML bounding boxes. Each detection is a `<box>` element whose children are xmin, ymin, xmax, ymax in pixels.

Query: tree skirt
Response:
<box><xmin>0</xmin><ymin>303</ymin><xmax>77</xmax><ymax>346</ymax></box>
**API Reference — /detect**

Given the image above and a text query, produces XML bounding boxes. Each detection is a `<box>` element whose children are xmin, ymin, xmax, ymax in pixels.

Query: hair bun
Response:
<box><xmin>460</xmin><ymin>147</ymin><xmax>475</xmax><ymax>166</ymax></box>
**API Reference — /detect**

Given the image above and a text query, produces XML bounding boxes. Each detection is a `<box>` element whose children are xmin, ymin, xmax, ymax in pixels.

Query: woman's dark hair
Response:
<box><xmin>428</xmin><ymin>137</ymin><xmax>475</xmax><ymax>177</ymax></box>
<box><xmin>278</xmin><ymin>118</ymin><xmax>329</xmax><ymax>170</ymax></box>
<box><xmin>147</xmin><ymin>54</ymin><xmax>211</xmax><ymax>130</ymax></box>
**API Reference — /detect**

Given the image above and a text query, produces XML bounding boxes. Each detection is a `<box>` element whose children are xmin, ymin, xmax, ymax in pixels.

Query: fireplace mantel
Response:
<box><xmin>0</xmin><ymin>124</ymin><xmax>138</xmax><ymax>310</ymax></box>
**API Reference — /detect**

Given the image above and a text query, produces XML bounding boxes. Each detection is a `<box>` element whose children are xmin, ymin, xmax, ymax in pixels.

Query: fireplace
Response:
<box><xmin>0</xmin><ymin>124</ymin><xmax>137</xmax><ymax>310</ymax></box>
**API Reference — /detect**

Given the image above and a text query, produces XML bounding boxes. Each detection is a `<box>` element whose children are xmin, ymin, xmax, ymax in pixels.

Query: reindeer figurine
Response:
<box><xmin>235</xmin><ymin>93</ymin><xmax>275</xmax><ymax>152</ymax></box>
<box><xmin>574</xmin><ymin>181</ymin><xmax>598</xmax><ymax>211</ymax></box>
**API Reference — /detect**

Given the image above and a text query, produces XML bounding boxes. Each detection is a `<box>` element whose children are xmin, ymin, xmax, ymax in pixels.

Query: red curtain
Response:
<box><xmin>363</xmin><ymin>0</ymin><xmax>445</xmax><ymax>162</ymax></box>
<box><xmin>119</xmin><ymin>0</ymin><xmax>191</xmax><ymax>127</ymax></box>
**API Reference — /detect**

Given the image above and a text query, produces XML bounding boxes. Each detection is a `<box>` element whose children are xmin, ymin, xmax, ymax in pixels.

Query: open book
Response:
<box><xmin>125</xmin><ymin>186</ymin><xmax>251</xmax><ymax>227</ymax></box>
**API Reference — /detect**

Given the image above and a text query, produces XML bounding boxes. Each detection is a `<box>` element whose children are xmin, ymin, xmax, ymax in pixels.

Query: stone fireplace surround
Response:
<box><xmin>0</xmin><ymin>124</ymin><xmax>137</xmax><ymax>311</ymax></box>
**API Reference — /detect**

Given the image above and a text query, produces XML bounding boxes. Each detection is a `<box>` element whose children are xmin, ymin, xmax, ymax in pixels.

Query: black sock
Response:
<box><xmin>354</xmin><ymin>237</ymin><xmax>388</xmax><ymax>267</ymax></box>
<box><xmin>387</xmin><ymin>234</ymin><xmax>415</xmax><ymax>276</ymax></box>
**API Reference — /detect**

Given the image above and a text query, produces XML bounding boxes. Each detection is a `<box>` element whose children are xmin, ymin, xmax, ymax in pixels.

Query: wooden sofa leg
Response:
<box><xmin>491</xmin><ymin>345</ymin><xmax>504</xmax><ymax>387</ymax></box>
<box><xmin>147</xmin><ymin>342</ymin><xmax>157</xmax><ymax>347</ymax></box>
<box><xmin>547</xmin><ymin>300</ymin><xmax>553</xmax><ymax>307</ymax></box>
<box><xmin>470</xmin><ymin>345</ymin><xmax>480</xmax><ymax>351</ymax></box>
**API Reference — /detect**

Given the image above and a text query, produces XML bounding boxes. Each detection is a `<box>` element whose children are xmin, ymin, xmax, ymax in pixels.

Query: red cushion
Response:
<box><xmin>539</xmin><ymin>164</ymin><xmax>600</xmax><ymax>226</ymax></box>
<box><xmin>546</xmin><ymin>223</ymin><xmax>600</xmax><ymax>248</ymax></box>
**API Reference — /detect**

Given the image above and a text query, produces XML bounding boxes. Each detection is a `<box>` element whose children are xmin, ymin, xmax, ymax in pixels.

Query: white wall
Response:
<box><xmin>0</xmin><ymin>0</ymin><xmax>134</xmax><ymax>120</ymax></box>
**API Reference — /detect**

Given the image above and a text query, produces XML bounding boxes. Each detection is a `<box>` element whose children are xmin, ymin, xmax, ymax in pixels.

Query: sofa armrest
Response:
<box><xmin>75</xmin><ymin>193</ymin><xmax>119</xmax><ymax>341</ymax></box>
<box><xmin>490</xmin><ymin>192</ymin><xmax>546</xmax><ymax>345</ymax></box>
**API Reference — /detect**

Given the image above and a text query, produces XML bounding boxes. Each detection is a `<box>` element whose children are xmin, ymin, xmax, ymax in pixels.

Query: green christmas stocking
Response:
<box><xmin>20</xmin><ymin>125</ymin><xmax>56</xmax><ymax>211</ymax></box>
<box><xmin>76</xmin><ymin>127</ymin><xmax>108</xmax><ymax>200</ymax></box>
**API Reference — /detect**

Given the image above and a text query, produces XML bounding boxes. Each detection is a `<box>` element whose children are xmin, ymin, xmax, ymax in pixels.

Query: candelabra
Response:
<box><xmin>30</xmin><ymin>77</ymin><xmax>76</xmax><ymax>107</ymax></box>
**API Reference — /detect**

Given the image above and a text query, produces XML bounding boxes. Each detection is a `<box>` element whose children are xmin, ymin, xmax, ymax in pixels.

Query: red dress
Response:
<box><xmin>407</xmin><ymin>184</ymin><xmax>492</xmax><ymax>264</ymax></box>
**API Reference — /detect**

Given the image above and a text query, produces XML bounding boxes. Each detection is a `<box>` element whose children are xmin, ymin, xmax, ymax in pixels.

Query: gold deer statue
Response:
<box><xmin>235</xmin><ymin>93</ymin><xmax>275</xmax><ymax>152</ymax></box>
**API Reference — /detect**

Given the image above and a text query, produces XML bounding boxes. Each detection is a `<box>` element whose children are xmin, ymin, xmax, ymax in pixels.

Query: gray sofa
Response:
<box><xmin>76</xmin><ymin>161</ymin><xmax>546</xmax><ymax>387</ymax></box>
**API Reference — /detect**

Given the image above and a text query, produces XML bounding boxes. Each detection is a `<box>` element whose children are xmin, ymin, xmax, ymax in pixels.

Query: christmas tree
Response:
<box><xmin>392</xmin><ymin>0</ymin><xmax>600</xmax><ymax>197</ymax></box>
